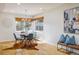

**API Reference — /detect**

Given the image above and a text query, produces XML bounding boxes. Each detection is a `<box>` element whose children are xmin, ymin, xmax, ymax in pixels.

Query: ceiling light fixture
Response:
<box><xmin>10</xmin><ymin>10</ymin><xmax>14</xmax><ymax>12</ymax></box>
<box><xmin>40</xmin><ymin>8</ymin><xmax>43</xmax><ymax>10</ymax></box>
<box><xmin>17</xmin><ymin>3</ymin><xmax>21</xmax><ymax>5</ymax></box>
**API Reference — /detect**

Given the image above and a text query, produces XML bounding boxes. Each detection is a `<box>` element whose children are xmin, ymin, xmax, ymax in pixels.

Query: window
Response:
<box><xmin>16</xmin><ymin>21</ymin><xmax>31</xmax><ymax>31</ymax></box>
<box><xmin>36</xmin><ymin>19</ymin><xmax>43</xmax><ymax>31</ymax></box>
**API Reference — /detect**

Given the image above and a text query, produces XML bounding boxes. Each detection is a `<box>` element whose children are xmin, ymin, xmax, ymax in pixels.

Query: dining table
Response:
<box><xmin>15</xmin><ymin>32</ymin><xmax>38</xmax><ymax>48</ymax></box>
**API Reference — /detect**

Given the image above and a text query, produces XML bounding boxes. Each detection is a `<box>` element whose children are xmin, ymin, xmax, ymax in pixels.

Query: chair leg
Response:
<box><xmin>15</xmin><ymin>40</ymin><xmax>17</xmax><ymax>44</ymax></box>
<box><xmin>66</xmin><ymin>46</ymin><xmax>68</xmax><ymax>51</ymax></box>
<box><xmin>57</xmin><ymin>44</ymin><xmax>59</xmax><ymax>50</ymax></box>
<box><xmin>69</xmin><ymin>48</ymin><xmax>73</xmax><ymax>53</ymax></box>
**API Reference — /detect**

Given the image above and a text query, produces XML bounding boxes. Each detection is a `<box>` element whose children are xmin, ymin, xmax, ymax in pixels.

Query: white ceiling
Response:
<box><xmin>0</xmin><ymin>3</ymin><xmax>63</xmax><ymax>16</ymax></box>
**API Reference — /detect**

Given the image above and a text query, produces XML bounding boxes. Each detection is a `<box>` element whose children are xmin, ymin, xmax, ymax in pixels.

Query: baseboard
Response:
<box><xmin>0</xmin><ymin>39</ymin><xmax>15</xmax><ymax>42</ymax></box>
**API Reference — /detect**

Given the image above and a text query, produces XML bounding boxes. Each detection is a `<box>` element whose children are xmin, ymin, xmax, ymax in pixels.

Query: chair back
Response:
<box><xmin>27</xmin><ymin>33</ymin><xmax>33</xmax><ymax>40</ymax></box>
<box><xmin>13</xmin><ymin>33</ymin><xmax>18</xmax><ymax>40</ymax></box>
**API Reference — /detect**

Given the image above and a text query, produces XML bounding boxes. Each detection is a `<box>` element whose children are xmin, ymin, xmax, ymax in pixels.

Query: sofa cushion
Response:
<box><xmin>59</xmin><ymin>34</ymin><xmax>66</xmax><ymax>43</ymax></box>
<box><xmin>65</xmin><ymin>35</ymin><xmax>75</xmax><ymax>45</ymax></box>
<box><xmin>64</xmin><ymin>35</ymin><xmax>70</xmax><ymax>45</ymax></box>
<box><xmin>69</xmin><ymin>36</ymin><xmax>76</xmax><ymax>45</ymax></box>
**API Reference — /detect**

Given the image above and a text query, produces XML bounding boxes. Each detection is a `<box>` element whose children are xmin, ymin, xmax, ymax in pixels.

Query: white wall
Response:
<box><xmin>0</xmin><ymin>12</ymin><xmax>32</xmax><ymax>42</ymax></box>
<box><xmin>0</xmin><ymin>12</ymin><xmax>44</xmax><ymax>42</ymax></box>
<box><xmin>30</xmin><ymin>20</ymin><xmax>45</xmax><ymax>41</ymax></box>
<box><xmin>0</xmin><ymin>13</ymin><xmax>15</xmax><ymax>41</ymax></box>
<box><xmin>0</xmin><ymin>4</ymin><xmax>79</xmax><ymax>46</ymax></box>
<box><xmin>38</xmin><ymin>4</ymin><xmax>79</xmax><ymax>46</ymax></box>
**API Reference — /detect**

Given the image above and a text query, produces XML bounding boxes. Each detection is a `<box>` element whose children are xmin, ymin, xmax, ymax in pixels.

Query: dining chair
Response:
<box><xmin>13</xmin><ymin>33</ymin><xmax>24</xmax><ymax>43</ymax></box>
<box><xmin>27</xmin><ymin>33</ymin><xmax>33</xmax><ymax>40</ymax></box>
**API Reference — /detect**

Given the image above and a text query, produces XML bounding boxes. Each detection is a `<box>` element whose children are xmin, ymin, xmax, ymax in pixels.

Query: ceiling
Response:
<box><xmin>0</xmin><ymin>3</ymin><xmax>63</xmax><ymax>16</ymax></box>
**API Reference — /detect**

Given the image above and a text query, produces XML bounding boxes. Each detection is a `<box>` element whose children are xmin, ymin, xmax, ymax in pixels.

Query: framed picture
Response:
<box><xmin>64</xmin><ymin>7</ymin><xmax>79</xmax><ymax>34</ymax></box>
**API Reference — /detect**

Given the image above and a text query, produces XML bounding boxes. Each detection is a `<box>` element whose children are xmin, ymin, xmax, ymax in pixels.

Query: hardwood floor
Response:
<box><xmin>0</xmin><ymin>41</ymin><xmax>67</xmax><ymax>55</ymax></box>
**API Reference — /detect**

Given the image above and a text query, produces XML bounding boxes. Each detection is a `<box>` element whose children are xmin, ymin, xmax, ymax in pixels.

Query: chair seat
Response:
<box><xmin>17</xmin><ymin>38</ymin><xmax>24</xmax><ymax>40</ymax></box>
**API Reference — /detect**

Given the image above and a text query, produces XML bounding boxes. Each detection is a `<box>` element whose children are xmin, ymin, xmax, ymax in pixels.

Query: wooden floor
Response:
<box><xmin>0</xmin><ymin>41</ymin><xmax>67</xmax><ymax>55</ymax></box>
